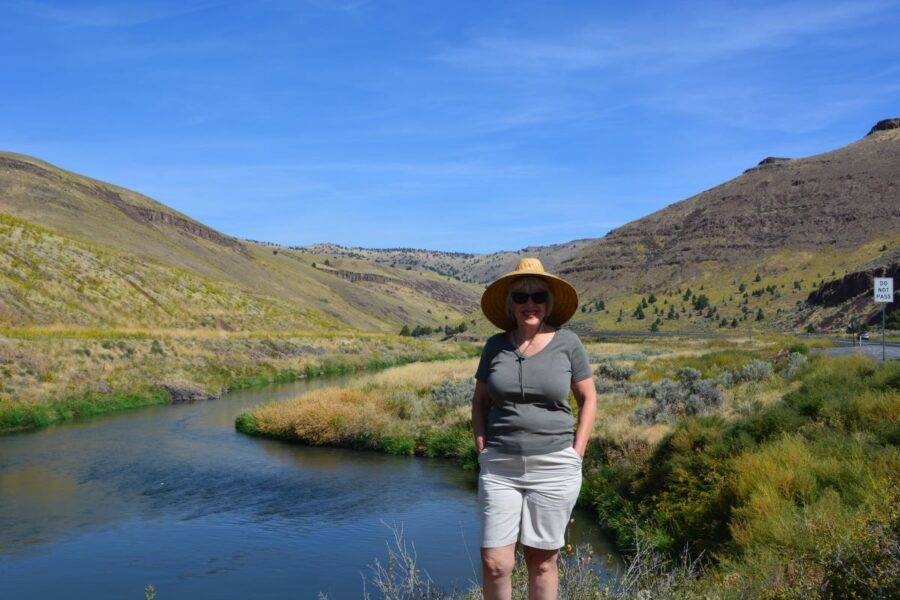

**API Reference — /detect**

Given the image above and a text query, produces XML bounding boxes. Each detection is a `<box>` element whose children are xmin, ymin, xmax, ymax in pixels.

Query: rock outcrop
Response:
<box><xmin>0</xmin><ymin>155</ymin><xmax>247</xmax><ymax>253</ymax></box>
<box><xmin>807</xmin><ymin>263</ymin><xmax>898</xmax><ymax>327</ymax></box>
<box><xmin>162</xmin><ymin>382</ymin><xmax>219</xmax><ymax>403</ymax></box>
<box><xmin>312</xmin><ymin>263</ymin><xmax>479</xmax><ymax>310</ymax></box>
<box><xmin>806</xmin><ymin>263</ymin><xmax>898</xmax><ymax>307</ymax></box>
<box><xmin>868</xmin><ymin>118</ymin><xmax>900</xmax><ymax>135</ymax></box>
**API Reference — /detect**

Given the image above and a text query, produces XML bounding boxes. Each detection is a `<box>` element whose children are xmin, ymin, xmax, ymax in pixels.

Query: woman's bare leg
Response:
<box><xmin>481</xmin><ymin>543</ymin><xmax>516</xmax><ymax>600</ymax></box>
<box><xmin>523</xmin><ymin>546</ymin><xmax>559</xmax><ymax>600</ymax></box>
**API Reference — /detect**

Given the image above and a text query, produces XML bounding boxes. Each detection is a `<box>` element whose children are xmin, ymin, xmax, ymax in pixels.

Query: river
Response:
<box><xmin>0</xmin><ymin>373</ymin><xmax>617</xmax><ymax>599</ymax></box>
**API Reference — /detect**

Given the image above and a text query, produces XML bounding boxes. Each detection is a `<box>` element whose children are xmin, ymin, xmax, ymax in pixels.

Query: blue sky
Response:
<box><xmin>1</xmin><ymin>0</ymin><xmax>898</xmax><ymax>253</ymax></box>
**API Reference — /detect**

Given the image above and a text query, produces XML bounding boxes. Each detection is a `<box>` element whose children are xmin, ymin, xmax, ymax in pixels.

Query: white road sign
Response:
<box><xmin>874</xmin><ymin>277</ymin><xmax>894</xmax><ymax>303</ymax></box>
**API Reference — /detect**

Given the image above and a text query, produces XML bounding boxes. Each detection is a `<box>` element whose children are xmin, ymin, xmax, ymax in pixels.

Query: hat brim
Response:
<box><xmin>480</xmin><ymin>271</ymin><xmax>579</xmax><ymax>331</ymax></box>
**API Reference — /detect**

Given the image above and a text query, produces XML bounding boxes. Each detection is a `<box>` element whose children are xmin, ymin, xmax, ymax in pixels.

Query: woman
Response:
<box><xmin>472</xmin><ymin>257</ymin><xmax>597</xmax><ymax>600</ymax></box>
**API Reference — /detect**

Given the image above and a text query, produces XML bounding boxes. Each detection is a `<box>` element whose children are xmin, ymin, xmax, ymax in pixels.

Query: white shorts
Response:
<box><xmin>477</xmin><ymin>445</ymin><xmax>583</xmax><ymax>550</ymax></box>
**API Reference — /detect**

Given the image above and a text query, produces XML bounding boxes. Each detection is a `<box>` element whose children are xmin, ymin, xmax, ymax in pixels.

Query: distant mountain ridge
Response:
<box><xmin>298</xmin><ymin>240</ymin><xmax>595</xmax><ymax>284</ymax></box>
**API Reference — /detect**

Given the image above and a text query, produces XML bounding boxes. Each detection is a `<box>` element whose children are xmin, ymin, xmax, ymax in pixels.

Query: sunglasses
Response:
<box><xmin>511</xmin><ymin>291</ymin><xmax>549</xmax><ymax>304</ymax></box>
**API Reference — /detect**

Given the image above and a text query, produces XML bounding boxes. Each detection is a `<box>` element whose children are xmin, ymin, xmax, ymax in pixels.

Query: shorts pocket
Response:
<box><xmin>566</xmin><ymin>446</ymin><xmax>583</xmax><ymax>463</ymax></box>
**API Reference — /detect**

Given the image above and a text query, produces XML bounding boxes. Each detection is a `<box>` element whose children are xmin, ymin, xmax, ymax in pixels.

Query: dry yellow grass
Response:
<box><xmin>253</xmin><ymin>387</ymin><xmax>397</xmax><ymax>445</ymax></box>
<box><xmin>0</xmin><ymin>332</ymin><xmax>472</xmax><ymax>407</ymax></box>
<box><xmin>239</xmin><ymin>352</ymin><xmax>482</xmax><ymax>453</ymax></box>
<box><xmin>356</xmin><ymin>358</ymin><xmax>477</xmax><ymax>390</ymax></box>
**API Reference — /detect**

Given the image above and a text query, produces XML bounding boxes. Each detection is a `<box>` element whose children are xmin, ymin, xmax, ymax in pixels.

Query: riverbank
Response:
<box><xmin>0</xmin><ymin>329</ymin><xmax>479</xmax><ymax>433</ymax></box>
<box><xmin>236</xmin><ymin>357</ymin><xmax>482</xmax><ymax>467</ymax></box>
<box><xmin>237</xmin><ymin>335</ymin><xmax>899</xmax><ymax>598</ymax></box>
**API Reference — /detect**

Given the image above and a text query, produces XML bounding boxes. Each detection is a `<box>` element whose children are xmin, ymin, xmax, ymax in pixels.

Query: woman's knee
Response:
<box><xmin>481</xmin><ymin>547</ymin><xmax>516</xmax><ymax>579</ymax></box>
<box><xmin>523</xmin><ymin>546</ymin><xmax>558</xmax><ymax>575</ymax></box>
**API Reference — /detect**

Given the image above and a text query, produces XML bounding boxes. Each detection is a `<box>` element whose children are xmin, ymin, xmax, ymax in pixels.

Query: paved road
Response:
<box><xmin>815</xmin><ymin>340</ymin><xmax>900</xmax><ymax>360</ymax></box>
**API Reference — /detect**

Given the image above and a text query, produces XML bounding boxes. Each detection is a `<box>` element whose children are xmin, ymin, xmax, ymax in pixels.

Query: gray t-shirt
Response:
<box><xmin>474</xmin><ymin>328</ymin><xmax>593</xmax><ymax>456</ymax></box>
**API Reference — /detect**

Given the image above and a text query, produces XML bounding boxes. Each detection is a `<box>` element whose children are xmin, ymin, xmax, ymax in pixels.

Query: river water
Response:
<box><xmin>0</xmin><ymin>374</ymin><xmax>616</xmax><ymax>599</ymax></box>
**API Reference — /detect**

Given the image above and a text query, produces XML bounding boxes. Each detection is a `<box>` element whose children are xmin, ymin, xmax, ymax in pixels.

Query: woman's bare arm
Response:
<box><xmin>471</xmin><ymin>380</ymin><xmax>491</xmax><ymax>453</ymax></box>
<box><xmin>571</xmin><ymin>377</ymin><xmax>597</xmax><ymax>457</ymax></box>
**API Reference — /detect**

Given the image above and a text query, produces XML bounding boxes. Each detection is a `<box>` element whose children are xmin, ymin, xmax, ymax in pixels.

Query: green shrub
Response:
<box><xmin>605</xmin><ymin>354</ymin><xmax>899</xmax><ymax>562</ymax></box>
<box><xmin>423</xmin><ymin>422</ymin><xmax>476</xmax><ymax>467</ymax></box>
<box><xmin>429</xmin><ymin>378</ymin><xmax>474</xmax><ymax>410</ymax></box>
<box><xmin>740</xmin><ymin>359</ymin><xmax>774</xmax><ymax>382</ymax></box>
<box><xmin>595</xmin><ymin>360</ymin><xmax>636</xmax><ymax>381</ymax></box>
<box><xmin>787</xmin><ymin>342</ymin><xmax>809</xmax><ymax>355</ymax></box>
<box><xmin>383</xmin><ymin>389</ymin><xmax>430</xmax><ymax>421</ymax></box>
<box><xmin>234</xmin><ymin>412</ymin><xmax>260</xmax><ymax>435</ymax></box>
<box><xmin>820</xmin><ymin>515</ymin><xmax>900</xmax><ymax>599</ymax></box>
<box><xmin>377</xmin><ymin>433</ymin><xmax>416</xmax><ymax>455</ymax></box>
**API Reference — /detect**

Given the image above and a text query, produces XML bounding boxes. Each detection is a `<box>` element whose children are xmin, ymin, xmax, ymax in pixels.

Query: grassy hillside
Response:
<box><xmin>559</xmin><ymin>121</ymin><xmax>900</xmax><ymax>335</ymax></box>
<box><xmin>0</xmin><ymin>151</ymin><xmax>481</xmax><ymax>333</ymax></box>
<box><xmin>564</xmin><ymin>236</ymin><xmax>899</xmax><ymax>334</ymax></box>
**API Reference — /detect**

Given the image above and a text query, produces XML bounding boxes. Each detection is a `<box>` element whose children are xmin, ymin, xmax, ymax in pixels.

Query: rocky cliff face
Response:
<box><xmin>807</xmin><ymin>263</ymin><xmax>898</xmax><ymax>307</ymax></box>
<box><xmin>312</xmin><ymin>264</ymin><xmax>480</xmax><ymax>310</ymax></box>
<box><xmin>868</xmin><ymin>118</ymin><xmax>900</xmax><ymax>135</ymax></box>
<box><xmin>807</xmin><ymin>263</ymin><xmax>898</xmax><ymax>326</ymax></box>
<box><xmin>0</xmin><ymin>155</ymin><xmax>245</xmax><ymax>252</ymax></box>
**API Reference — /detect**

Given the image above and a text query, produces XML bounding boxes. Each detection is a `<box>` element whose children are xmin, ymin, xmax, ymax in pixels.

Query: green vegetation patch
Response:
<box><xmin>585</xmin><ymin>353</ymin><xmax>899</xmax><ymax>595</ymax></box>
<box><xmin>0</xmin><ymin>387</ymin><xmax>170</xmax><ymax>432</ymax></box>
<box><xmin>639</xmin><ymin>348</ymin><xmax>762</xmax><ymax>381</ymax></box>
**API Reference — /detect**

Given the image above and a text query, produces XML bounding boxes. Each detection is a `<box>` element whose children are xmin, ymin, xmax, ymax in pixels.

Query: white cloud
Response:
<box><xmin>437</xmin><ymin>1</ymin><xmax>897</xmax><ymax>73</ymax></box>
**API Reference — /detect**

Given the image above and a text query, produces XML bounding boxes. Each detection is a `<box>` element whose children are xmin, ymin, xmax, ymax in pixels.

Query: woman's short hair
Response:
<box><xmin>505</xmin><ymin>276</ymin><xmax>554</xmax><ymax>324</ymax></box>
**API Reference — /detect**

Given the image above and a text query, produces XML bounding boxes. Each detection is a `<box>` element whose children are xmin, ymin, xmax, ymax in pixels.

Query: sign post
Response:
<box><xmin>874</xmin><ymin>277</ymin><xmax>893</xmax><ymax>362</ymax></box>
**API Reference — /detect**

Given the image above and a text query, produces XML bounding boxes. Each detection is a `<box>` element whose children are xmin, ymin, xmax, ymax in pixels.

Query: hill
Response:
<box><xmin>559</xmin><ymin>119</ymin><xmax>900</xmax><ymax>334</ymax></box>
<box><xmin>0</xmin><ymin>152</ymin><xmax>481</xmax><ymax>333</ymax></box>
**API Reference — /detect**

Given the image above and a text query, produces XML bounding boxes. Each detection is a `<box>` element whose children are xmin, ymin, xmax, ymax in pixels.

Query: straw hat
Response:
<box><xmin>480</xmin><ymin>257</ymin><xmax>579</xmax><ymax>331</ymax></box>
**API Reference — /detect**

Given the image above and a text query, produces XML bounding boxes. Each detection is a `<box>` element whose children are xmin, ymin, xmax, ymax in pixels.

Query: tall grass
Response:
<box><xmin>236</xmin><ymin>358</ymin><xmax>480</xmax><ymax>465</ymax></box>
<box><xmin>0</xmin><ymin>332</ymin><xmax>478</xmax><ymax>434</ymax></box>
